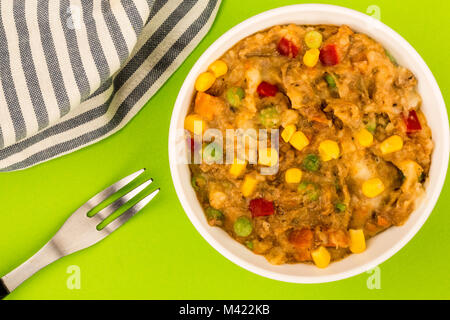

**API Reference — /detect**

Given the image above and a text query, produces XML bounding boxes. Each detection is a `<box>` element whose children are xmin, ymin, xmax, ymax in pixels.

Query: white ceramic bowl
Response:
<box><xmin>169</xmin><ymin>4</ymin><xmax>449</xmax><ymax>283</ymax></box>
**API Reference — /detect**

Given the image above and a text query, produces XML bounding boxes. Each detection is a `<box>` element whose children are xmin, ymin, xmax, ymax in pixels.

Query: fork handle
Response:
<box><xmin>0</xmin><ymin>279</ymin><xmax>8</xmax><ymax>299</ymax></box>
<box><xmin>1</xmin><ymin>240</ymin><xmax>62</xmax><ymax>298</ymax></box>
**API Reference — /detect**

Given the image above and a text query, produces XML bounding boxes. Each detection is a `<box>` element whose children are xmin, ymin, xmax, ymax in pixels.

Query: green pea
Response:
<box><xmin>234</xmin><ymin>216</ymin><xmax>253</xmax><ymax>237</ymax></box>
<box><xmin>245</xmin><ymin>241</ymin><xmax>254</xmax><ymax>250</ymax></box>
<box><xmin>366</xmin><ymin>122</ymin><xmax>376</xmax><ymax>134</ymax></box>
<box><xmin>298</xmin><ymin>182</ymin><xmax>320</xmax><ymax>201</ymax></box>
<box><xmin>191</xmin><ymin>175</ymin><xmax>206</xmax><ymax>191</ymax></box>
<box><xmin>202</xmin><ymin>142</ymin><xmax>223</xmax><ymax>164</ymax></box>
<box><xmin>335</xmin><ymin>203</ymin><xmax>346</xmax><ymax>212</ymax></box>
<box><xmin>324</xmin><ymin>73</ymin><xmax>336</xmax><ymax>88</ymax></box>
<box><xmin>259</xmin><ymin>106</ymin><xmax>280</xmax><ymax>128</ymax></box>
<box><xmin>302</xmin><ymin>154</ymin><xmax>320</xmax><ymax>172</ymax></box>
<box><xmin>308</xmin><ymin>189</ymin><xmax>320</xmax><ymax>201</ymax></box>
<box><xmin>206</xmin><ymin>207</ymin><xmax>224</xmax><ymax>221</ymax></box>
<box><xmin>298</xmin><ymin>181</ymin><xmax>309</xmax><ymax>191</ymax></box>
<box><xmin>226</xmin><ymin>87</ymin><xmax>245</xmax><ymax>108</ymax></box>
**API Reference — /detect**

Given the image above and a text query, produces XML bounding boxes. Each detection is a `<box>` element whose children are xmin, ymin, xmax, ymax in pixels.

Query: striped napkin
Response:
<box><xmin>0</xmin><ymin>0</ymin><xmax>220</xmax><ymax>171</ymax></box>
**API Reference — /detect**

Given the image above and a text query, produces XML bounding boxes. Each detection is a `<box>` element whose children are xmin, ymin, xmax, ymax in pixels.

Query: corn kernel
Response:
<box><xmin>304</xmin><ymin>31</ymin><xmax>323</xmax><ymax>49</ymax></box>
<box><xmin>303</xmin><ymin>48</ymin><xmax>320</xmax><ymax>67</ymax></box>
<box><xmin>311</xmin><ymin>246</ymin><xmax>331</xmax><ymax>268</ymax></box>
<box><xmin>241</xmin><ymin>175</ymin><xmax>258</xmax><ymax>197</ymax></box>
<box><xmin>195</xmin><ymin>72</ymin><xmax>216</xmax><ymax>92</ymax></box>
<box><xmin>285</xmin><ymin>168</ymin><xmax>302</xmax><ymax>184</ymax></box>
<box><xmin>184</xmin><ymin>114</ymin><xmax>205</xmax><ymax>134</ymax></box>
<box><xmin>318</xmin><ymin>140</ymin><xmax>340</xmax><ymax>161</ymax></box>
<box><xmin>281</xmin><ymin>124</ymin><xmax>296</xmax><ymax>143</ymax></box>
<box><xmin>380</xmin><ymin>135</ymin><xmax>403</xmax><ymax>154</ymax></box>
<box><xmin>258</xmin><ymin>147</ymin><xmax>279</xmax><ymax>167</ymax></box>
<box><xmin>208</xmin><ymin>60</ymin><xmax>228</xmax><ymax>77</ymax></box>
<box><xmin>362</xmin><ymin>178</ymin><xmax>385</xmax><ymax>198</ymax></box>
<box><xmin>289</xmin><ymin>131</ymin><xmax>309</xmax><ymax>151</ymax></box>
<box><xmin>356</xmin><ymin>128</ymin><xmax>374</xmax><ymax>147</ymax></box>
<box><xmin>349</xmin><ymin>229</ymin><xmax>366</xmax><ymax>253</ymax></box>
<box><xmin>229</xmin><ymin>159</ymin><xmax>247</xmax><ymax>178</ymax></box>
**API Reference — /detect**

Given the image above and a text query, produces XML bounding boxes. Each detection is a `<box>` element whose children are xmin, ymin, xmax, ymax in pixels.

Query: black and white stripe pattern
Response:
<box><xmin>0</xmin><ymin>0</ymin><xmax>220</xmax><ymax>171</ymax></box>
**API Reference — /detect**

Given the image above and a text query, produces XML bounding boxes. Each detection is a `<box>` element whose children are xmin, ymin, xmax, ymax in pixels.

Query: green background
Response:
<box><xmin>1</xmin><ymin>0</ymin><xmax>449</xmax><ymax>300</ymax></box>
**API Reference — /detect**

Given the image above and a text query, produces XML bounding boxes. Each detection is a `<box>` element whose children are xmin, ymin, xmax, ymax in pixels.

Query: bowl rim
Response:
<box><xmin>168</xmin><ymin>3</ymin><xmax>449</xmax><ymax>283</ymax></box>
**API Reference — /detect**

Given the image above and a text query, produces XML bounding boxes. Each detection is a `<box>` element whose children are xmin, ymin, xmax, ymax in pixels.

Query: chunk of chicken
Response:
<box><xmin>282</xmin><ymin>61</ymin><xmax>321</xmax><ymax>110</ymax></box>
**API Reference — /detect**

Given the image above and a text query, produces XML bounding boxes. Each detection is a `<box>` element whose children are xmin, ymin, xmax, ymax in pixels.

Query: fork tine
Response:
<box><xmin>102</xmin><ymin>188</ymin><xmax>160</xmax><ymax>233</ymax></box>
<box><xmin>92</xmin><ymin>178</ymin><xmax>153</xmax><ymax>221</ymax></box>
<box><xmin>82</xmin><ymin>169</ymin><xmax>145</xmax><ymax>212</ymax></box>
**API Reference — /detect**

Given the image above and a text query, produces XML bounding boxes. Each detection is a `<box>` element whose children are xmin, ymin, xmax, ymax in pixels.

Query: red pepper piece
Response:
<box><xmin>403</xmin><ymin>110</ymin><xmax>422</xmax><ymax>133</ymax></box>
<box><xmin>277</xmin><ymin>37</ymin><xmax>299</xmax><ymax>58</ymax></box>
<box><xmin>249</xmin><ymin>198</ymin><xmax>274</xmax><ymax>217</ymax></box>
<box><xmin>257</xmin><ymin>81</ymin><xmax>278</xmax><ymax>97</ymax></box>
<box><xmin>319</xmin><ymin>44</ymin><xmax>339</xmax><ymax>66</ymax></box>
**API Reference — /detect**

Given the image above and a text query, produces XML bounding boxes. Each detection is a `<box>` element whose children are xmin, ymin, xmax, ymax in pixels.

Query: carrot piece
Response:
<box><xmin>364</xmin><ymin>222</ymin><xmax>378</xmax><ymax>234</ymax></box>
<box><xmin>194</xmin><ymin>92</ymin><xmax>224</xmax><ymax>121</ymax></box>
<box><xmin>289</xmin><ymin>229</ymin><xmax>313</xmax><ymax>249</ymax></box>
<box><xmin>311</xmin><ymin>115</ymin><xmax>330</xmax><ymax>124</ymax></box>
<box><xmin>377</xmin><ymin>216</ymin><xmax>390</xmax><ymax>227</ymax></box>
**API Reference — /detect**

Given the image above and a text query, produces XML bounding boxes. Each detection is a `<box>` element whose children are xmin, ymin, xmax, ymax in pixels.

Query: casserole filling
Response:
<box><xmin>185</xmin><ymin>24</ymin><xmax>433</xmax><ymax>267</ymax></box>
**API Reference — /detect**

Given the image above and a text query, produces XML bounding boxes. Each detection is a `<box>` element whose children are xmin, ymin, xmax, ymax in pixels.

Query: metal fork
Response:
<box><xmin>0</xmin><ymin>169</ymin><xmax>159</xmax><ymax>299</ymax></box>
